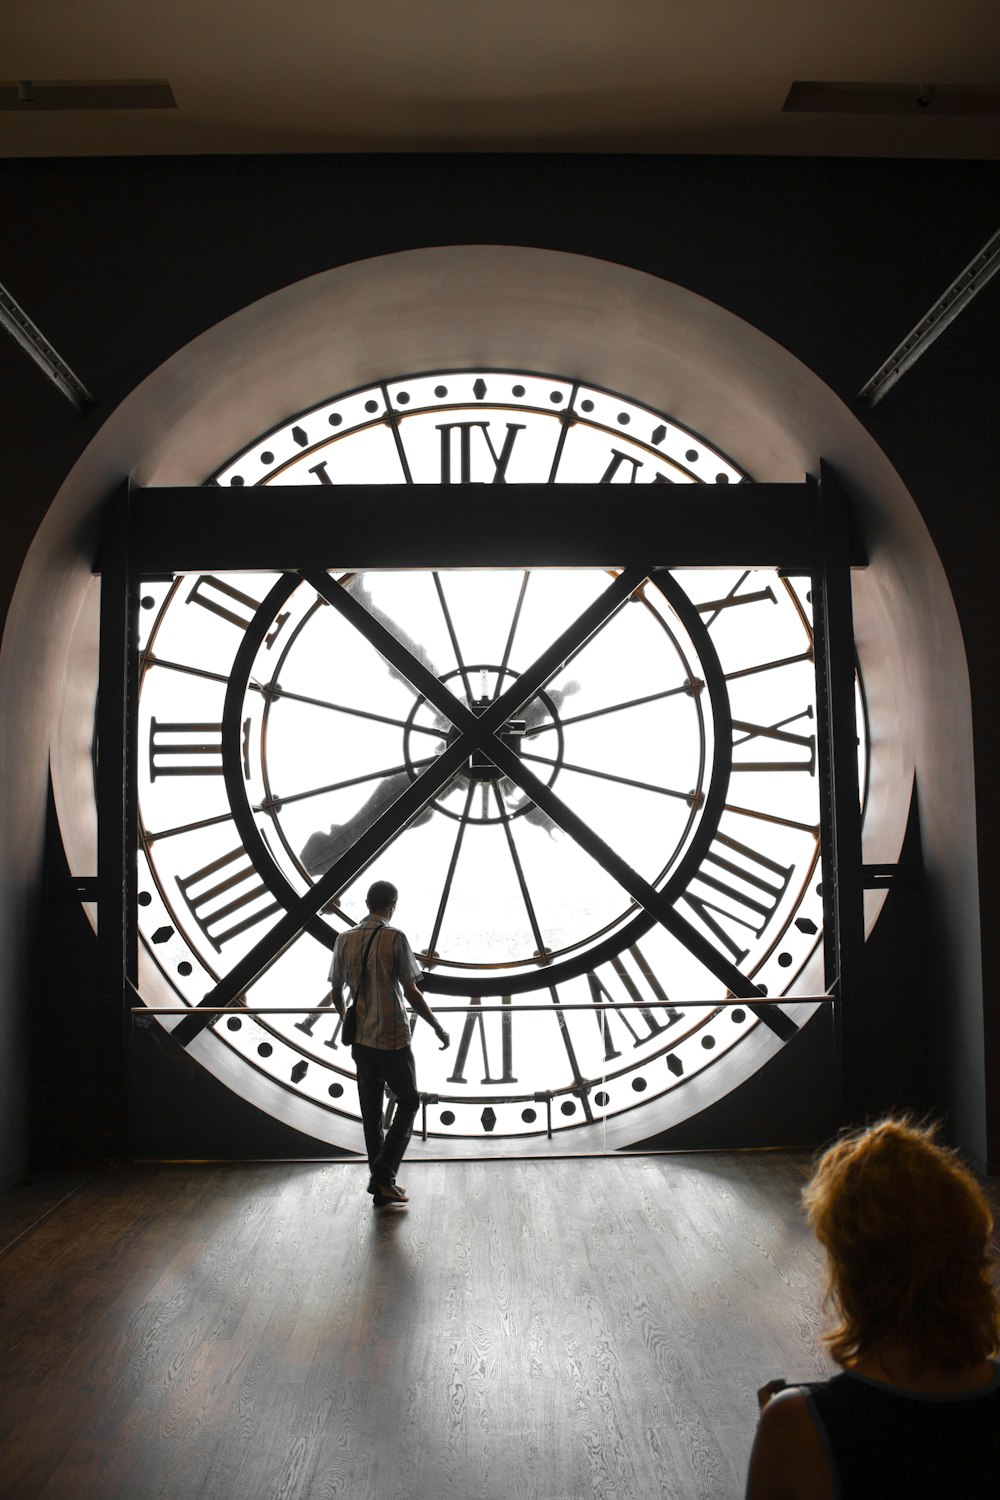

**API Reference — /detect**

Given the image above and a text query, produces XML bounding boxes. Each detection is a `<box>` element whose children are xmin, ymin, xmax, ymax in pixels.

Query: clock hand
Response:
<box><xmin>300</xmin><ymin>769</ymin><xmax>439</xmax><ymax>879</ymax></box>
<box><xmin>299</xmin><ymin>575</ymin><xmax>449</xmax><ymax>875</ymax></box>
<box><xmin>346</xmin><ymin>574</ymin><xmax>442</xmax><ymax>692</ymax></box>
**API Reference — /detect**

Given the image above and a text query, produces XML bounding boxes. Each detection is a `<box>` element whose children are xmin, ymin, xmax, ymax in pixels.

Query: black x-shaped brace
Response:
<box><xmin>173</xmin><ymin>565</ymin><xmax>795</xmax><ymax>1045</ymax></box>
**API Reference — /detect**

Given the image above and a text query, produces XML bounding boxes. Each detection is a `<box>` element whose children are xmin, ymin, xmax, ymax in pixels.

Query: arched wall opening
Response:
<box><xmin>0</xmin><ymin>247</ymin><xmax>983</xmax><ymax>1162</ymax></box>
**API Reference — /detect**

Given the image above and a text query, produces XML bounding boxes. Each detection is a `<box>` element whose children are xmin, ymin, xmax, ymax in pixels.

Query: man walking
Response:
<box><xmin>329</xmin><ymin>879</ymin><xmax>450</xmax><ymax>1207</ymax></box>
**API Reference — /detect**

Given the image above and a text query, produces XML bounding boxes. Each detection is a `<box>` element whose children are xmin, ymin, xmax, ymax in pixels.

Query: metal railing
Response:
<box><xmin>132</xmin><ymin>997</ymin><xmax>834</xmax><ymax>1015</ymax></box>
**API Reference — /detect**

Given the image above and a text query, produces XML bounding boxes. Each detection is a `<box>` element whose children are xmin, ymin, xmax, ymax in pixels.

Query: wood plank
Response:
<box><xmin>0</xmin><ymin>1155</ymin><xmax>845</xmax><ymax>1499</ymax></box>
<box><xmin>0</xmin><ymin>1170</ymin><xmax>94</xmax><ymax>1256</ymax></box>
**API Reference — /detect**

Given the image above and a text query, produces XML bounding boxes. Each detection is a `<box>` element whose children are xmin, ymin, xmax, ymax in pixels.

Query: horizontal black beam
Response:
<box><xmin>123</xmin><ymin>482</ymin><xmax>867</xmax><ymax>574</ymax></box>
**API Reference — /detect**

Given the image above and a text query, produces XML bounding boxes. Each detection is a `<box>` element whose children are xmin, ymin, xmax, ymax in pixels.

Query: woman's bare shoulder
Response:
<box><xmin>744</xmin><ymin>1387</ymin><xmax>834</xmax><ymax>1500</ymax></box>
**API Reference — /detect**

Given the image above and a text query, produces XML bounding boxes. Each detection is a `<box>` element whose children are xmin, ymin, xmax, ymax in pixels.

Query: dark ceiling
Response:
<box><xmin>3</xmin><ymin>0</ymin><xmax>1000</xmax><ymax>158</ymax></box>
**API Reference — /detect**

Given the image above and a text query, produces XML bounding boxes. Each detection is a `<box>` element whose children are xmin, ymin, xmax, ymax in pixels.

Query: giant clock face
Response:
<box><xmin>134</xmin><ymin>369</ymin><xmax>852</xmax><ymax>1153</ymax></box>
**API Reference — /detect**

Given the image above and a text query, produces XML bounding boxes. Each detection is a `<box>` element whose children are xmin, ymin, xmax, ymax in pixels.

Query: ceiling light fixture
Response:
<box><xmin>0</xmin><ymin>79</ymin><xmax>176</xmax><ymax>111</ymax></box>
<box><xmin>783</xmin><ymin>81</ymin><xmax>1000</xmax><ymax>116</ymax></box>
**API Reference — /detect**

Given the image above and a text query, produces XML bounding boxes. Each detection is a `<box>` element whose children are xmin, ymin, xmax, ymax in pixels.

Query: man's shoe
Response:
<box><xmin>367</xmin><ymin>1175</ymin><xmax>405</xmax><ymax>1195</ymax></box>
<box><xmin>372</xmin><ymin>1182</ymin><xmax>409</xmax><ymax>1206</ymax></box>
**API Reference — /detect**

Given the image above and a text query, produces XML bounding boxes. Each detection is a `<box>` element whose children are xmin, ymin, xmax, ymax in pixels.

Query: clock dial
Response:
<box><xmin>133</xmin><ymin>370</ymin><xmax>846</xmax><ymax>1152</ymax></box>
<box><xmin>241</xmin><ymin>566</ymin><xmax>722</xmax><ymax>978</ymax></box>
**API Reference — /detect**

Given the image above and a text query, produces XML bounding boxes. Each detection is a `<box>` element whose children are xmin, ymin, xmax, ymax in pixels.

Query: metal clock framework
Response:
<box><xmin>107</xmin><ymin>369</ymin><xmax>866</xmax><ymax>1154</ymax></box>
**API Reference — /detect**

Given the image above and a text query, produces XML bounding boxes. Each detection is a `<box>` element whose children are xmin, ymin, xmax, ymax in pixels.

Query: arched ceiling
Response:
<box><xmin>2</xmin><ymin>0</ymin><xmax>999</xmax><ymax>158</ymax></box>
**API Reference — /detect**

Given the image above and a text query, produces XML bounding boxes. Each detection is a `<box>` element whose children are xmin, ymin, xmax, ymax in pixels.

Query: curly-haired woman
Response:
<box><xmin>745</xmin><ymin>1118</ymin><xmax>1000</xmax><ymax>1498</ymax></box>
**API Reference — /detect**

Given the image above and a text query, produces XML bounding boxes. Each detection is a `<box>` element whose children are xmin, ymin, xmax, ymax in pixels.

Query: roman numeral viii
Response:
<box><xmin>175</xmin><ymin>847</ymin><xmax>282</xmax><ymax>953</ymax></box>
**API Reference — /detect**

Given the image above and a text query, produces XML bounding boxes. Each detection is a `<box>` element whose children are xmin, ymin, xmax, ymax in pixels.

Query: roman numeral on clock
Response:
<box><xmin>148</xmin><ymin>718</ymin><xmax>223</xmax><ymax>779</ymax></box>
<box><xmin>586</xmin><ymin>944</ymin><xmax>682</xmax><ymax>1062</ymax></box>
<box><xmin>681</xmin><ymin>832</ymin><xmax>795</xmax><ymax>965</ymax></box>
<box><xmin>599</xmin><ymin>448</ymin><xmax>672</xmax><ymax>484</ymax></box>
<box><xmin>185</xmin><ymin>574</ymin><xmax>289</xmax><ymax>644</ymax></box>
<box><xmin>447</xmin><ymin>996</ymin><xmax>517</xmax><ymax>1084</ymax></box>
<box><xmin>175</xmin><ymin>846</ymin><xmax>283</xmax><ymax>953</ymax></box>
<box><xmin>732</xmin><ymin>708</ymin><xmax>816</xmax><ymax>774</ymax></box>
<box><xmin>436</xmin><ymin>421</ymin><xmax>525</xmax><ymax>483</ymax></box>
<box><xmin>294</xmin><ymin>990</ymin><xmax>346</xmax><ymax>1048</ymax></box>
<box><xmin>695</xmin><ymin>570</ymin><xmax>777</xmax><ymax>628</ymax></box>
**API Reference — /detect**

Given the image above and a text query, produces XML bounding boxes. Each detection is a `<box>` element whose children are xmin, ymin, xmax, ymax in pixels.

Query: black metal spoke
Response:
<box><xmin>142</xmin><ymin>654</ymin><xmax>233</xmax><ymax>687</ymax></box>
<box><xmin>154</xmin><ymin>655</ymin><xmax>446</xmax><ymax>739</ymax></box>
<box><xmin>143</xmin><ymin>809</ymin><xmax>235</xmax><ymax>845</ymax></box>
<box><xmin>698</xmin><ymin>585</ymin><xmax>776</xmax><ymax>618</ymax></box>
<box><xmin>424</xmin><ymin>781</ymin><xmax>475</xmax><ymax>961</ymax></box>
<box><xmin>724</xmin><ymin>802</ymin><xmax>820</xmax><ymax>836</ymax></box>
<box><xmin>546</xmin><ymin>380</ymin><xmax>579</xmax><ymax>483</ymax></box>
<box><xmin>523</xmin><ymin>680</ymin><xmax>698</xmax><ymax>737</ymax></box>
<box><xmin>433</xmin><ymin>572</ymin><xmax>474</xmax><ymax>704</ymax></box>
<box><xmin>724</xmin><ymin>650</ymin><xmax>812</xmax><ymax>683</ymax></box>
<box><xmin>260</xmin><ymin>683</ymin><xmax>446</xmax><ymax>738</ymax></box>
<box><xmin>697</xmin><ymin>569</ymin><xmax>751</xmax><ymax>629</ymax></box>
<box><xmin>732</xmin><ymin>710</ymin><xmax>813</xmax><ymax>748</ymax></box>
<box><xmin>382</xmin><ymin>381</ymin><xmax>415</xmax><ymax>484</ymax></box>
<box><xmin>494</xmin><ymin>571</ymin><xmax>530</xmax><ymax>700</ymax></box>
<box><xmin>521</xmin><ymin>751</ymin><xmax>693</xmax><ymax>802</ymax></box>
<box><xmin>492</xmin><ymin>783</ymin><xmax>547</xmax><ymax>959</ymax></box>
<box><xmin>263</xmin><ymin>756</ymin><xmax>438</xmax><ymax>810</ymax></box>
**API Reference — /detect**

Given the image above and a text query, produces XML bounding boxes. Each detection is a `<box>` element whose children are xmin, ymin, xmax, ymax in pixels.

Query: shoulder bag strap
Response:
<box><xmin>354</xmin><ymin>925</ymin><xmax>382</xmax><ymax>1001</ymax></box>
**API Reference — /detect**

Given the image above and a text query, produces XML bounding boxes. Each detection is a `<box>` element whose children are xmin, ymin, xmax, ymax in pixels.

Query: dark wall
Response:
<box><xmin>2</xmin><ymin>154</ymin><xmax>998</xmax><ymax>1177</ymax></box>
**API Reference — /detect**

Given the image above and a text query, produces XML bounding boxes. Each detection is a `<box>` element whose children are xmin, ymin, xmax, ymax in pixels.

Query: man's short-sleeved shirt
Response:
<box><xmin>328</xmin><ymin>913</ymin><xmax>422</xmax><ymax>1051</ymax></box>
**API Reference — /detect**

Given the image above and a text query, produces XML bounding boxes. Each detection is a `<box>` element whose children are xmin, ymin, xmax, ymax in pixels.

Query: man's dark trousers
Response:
<box><xmin>352</xmin><ymin>1043</ymin><xmax>420</xmax><ymax>1185</ymax></box>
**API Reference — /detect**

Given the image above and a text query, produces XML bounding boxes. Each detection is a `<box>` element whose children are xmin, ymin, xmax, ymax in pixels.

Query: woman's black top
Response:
<box><xmin>801</xmin><ymin>1363</ymin><xmax>1000</xmax><ymax>1498</ymax></box>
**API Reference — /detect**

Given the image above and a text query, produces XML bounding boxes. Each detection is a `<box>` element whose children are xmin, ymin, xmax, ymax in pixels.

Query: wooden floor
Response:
<box><xmin>0</xmin><ymin>1154</ymin><xmax>839</xmax><ymax>1500</ymax></box>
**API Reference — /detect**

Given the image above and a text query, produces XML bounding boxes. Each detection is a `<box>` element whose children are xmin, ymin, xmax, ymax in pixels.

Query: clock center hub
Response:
<box><xmin>451</xmin><ymin>697</ymin><xmax>526</xmax><ymax>782</ymax></box>
<box><xmin>402</xmin><ymin>663</ymin><xmax>563</xmax><ymax>824</ymax></box>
